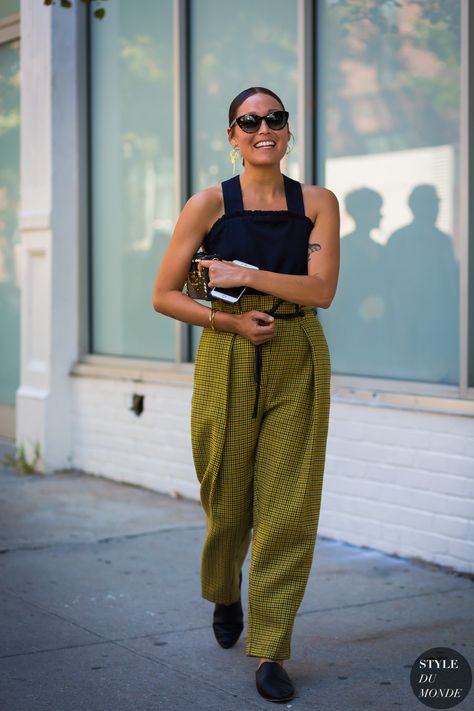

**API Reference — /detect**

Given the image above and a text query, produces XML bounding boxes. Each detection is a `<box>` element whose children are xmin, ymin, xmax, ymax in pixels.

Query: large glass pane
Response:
<box><xmin>317</xmin><ymin>0</ymin><xmax>461</xmax><ymax>385</ymax></box>
<box><xmin>90</xmin><ymin>0</ymin><xmax>175</xmax><ymax>359</ymax></box>
<box><xmin>189</xmin><ymin>0</ymin><xmax>300</xmax><ymax>358</ymax></box>
<box><xmin>469</xmin><ymin>6</ymin><xmax>474</xmax><ymax>390</ymax></box>
<box><xmin>0</xmin><ymin>1</ymin><xmax>19</xmax><ymax>20</ymax></box>
<box><xmin>0</xmin><ymin>39</ymin><xmax>20</xmax><ymax>406</ymax></box>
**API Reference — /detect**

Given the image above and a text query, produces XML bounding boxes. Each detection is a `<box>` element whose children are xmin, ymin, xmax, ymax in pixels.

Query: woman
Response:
<box><xmin>152</xmin><ymin>86</ymin><xmax>340</xmax><ymax>703</ymax></box>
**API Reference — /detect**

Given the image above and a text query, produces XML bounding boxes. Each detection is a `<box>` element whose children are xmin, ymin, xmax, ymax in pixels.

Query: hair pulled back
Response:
<box><xmin>228</xmin><ymin>87</ymin><xmax>286</xmax><ymax>127</ymax></box>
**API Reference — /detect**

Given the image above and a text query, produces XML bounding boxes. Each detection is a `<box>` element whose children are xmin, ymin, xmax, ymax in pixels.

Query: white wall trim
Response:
<box><xmin>16</xmin><ymin>1</ymin><xmax>86</xmax><ymax>470</ymax></box>
<box><xmin>71</xmin><ymin>356</ymin><xmax>474</xmax><ymax>417</ymax></box>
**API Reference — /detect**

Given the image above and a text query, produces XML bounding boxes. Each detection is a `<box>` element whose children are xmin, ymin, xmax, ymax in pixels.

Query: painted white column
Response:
<box><xmin>16</xmin><ymin>0</ymin><xmax>86</xmax><ymax>470</ymax></box>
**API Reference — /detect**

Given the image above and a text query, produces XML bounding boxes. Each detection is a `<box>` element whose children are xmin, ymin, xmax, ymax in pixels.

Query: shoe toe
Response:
<box><xmin>256</xmin><ymin>662</ymin><xmax>295</xmax><ymax>702</ymax></box>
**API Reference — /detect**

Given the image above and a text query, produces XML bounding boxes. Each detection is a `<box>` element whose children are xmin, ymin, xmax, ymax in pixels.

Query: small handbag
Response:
<box><xmin>184</xmin><ymin>250</ymin><xmax>221</xmax><ymax>301</ymax></box>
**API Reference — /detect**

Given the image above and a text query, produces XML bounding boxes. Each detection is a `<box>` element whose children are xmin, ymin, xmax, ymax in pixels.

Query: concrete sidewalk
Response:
<box><xmin>1</xmin><ymin>438</ymin><xmax>473</xmax><ymax>711</ymax></box>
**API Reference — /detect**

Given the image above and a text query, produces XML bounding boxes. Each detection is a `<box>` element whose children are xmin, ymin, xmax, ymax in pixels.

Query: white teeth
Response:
<box><xmin>254</xmin><ymin>141</ymin><xmax>275</xmax><ymax>148</ymax></box>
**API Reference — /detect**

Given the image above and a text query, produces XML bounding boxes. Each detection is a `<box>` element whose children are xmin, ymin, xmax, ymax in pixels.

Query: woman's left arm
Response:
<box><xmin>204</xmin><ymin>186</ymin><xmax>340</xmax><ymax>308</ymax></box>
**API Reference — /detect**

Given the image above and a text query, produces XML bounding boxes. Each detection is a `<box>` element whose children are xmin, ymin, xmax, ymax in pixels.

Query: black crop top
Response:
<box><xmin>202</xmin><ymin>173</ymin><xmax>314</xmax><ymax>295</ymax></box>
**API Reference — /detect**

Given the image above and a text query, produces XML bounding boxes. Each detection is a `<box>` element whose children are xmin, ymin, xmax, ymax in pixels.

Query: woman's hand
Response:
<box><xmin>199</xmin><ymin>259</ymin><xmax>248</xmax><ymax>289</ymax></box>
<box><xmin>232</xmin><ymin>310</ymin><xmax>276</xmax><ymax>345</ymax></box>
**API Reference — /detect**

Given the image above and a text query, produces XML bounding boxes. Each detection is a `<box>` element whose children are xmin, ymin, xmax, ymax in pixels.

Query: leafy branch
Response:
<box><xmin>43</xmin><ymin>0</ymin><xmax>109</xmax><ymax>20</ymax></box>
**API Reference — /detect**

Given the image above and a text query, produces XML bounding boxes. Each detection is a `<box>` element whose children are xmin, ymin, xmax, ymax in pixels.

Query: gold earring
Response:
<box><xmin>230</xmin><ymin>145</ymin><xmax>240</xmax><ymax>175</ymax></box>
<box><xmin>286</xmin><ymin>134</ymin><xmax>295</xmax><ymax>155</ymax></box>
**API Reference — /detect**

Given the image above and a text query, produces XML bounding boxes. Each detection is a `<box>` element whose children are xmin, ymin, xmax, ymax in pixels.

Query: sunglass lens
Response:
<box><xmin>266</xmin><ymin>111</ymin><xmax>288</xmax><ymax>130</ymax></box>
<box><xmin>237</xmin><ymin>114</ymin><xmax>260</xmax><ymax>133</ymax></box>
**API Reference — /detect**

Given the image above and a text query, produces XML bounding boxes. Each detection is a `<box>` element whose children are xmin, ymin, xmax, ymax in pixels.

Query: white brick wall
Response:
<box><xmin>71</xmin><ymin>376</ymin><xmax>474</xmax><ymax>574</ymax></box>
<box><xmin>320</xmin><ymin>402</ymin><xmax>474</xmax><ymax>573</ymax></box>
<box><xmin>71</xmin><ymin>377</ymin><xmax>197</xmax><ymax>500</ymax></box>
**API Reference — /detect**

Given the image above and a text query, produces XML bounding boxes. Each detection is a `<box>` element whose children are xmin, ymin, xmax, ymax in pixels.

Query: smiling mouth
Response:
<box><xmin>254</xmin><ymin>141</ymin><xmax>276</xmax><ymax>149</ymax></box>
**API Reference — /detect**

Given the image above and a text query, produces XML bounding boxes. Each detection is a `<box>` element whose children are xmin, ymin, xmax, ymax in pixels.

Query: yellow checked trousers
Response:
<box><xmin>191</xmin><ymin>294</ymin><xmax>331</xmax><ymax>660</ymax></box>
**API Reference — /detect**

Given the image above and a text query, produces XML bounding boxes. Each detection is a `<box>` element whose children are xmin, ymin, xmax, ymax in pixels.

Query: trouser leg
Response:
<box><xmin>191</xmin><ymin>331</ymin><xmax>258</xmax><ymax>605</ymax></box>
<box><xmin>199</xmin><ymin>451</ymin><xmax>254</xmax><ymax>605</ymax></box>
<box><xmin>246</xmin><ymin>319</ymin><xmax>331</xmax><ymax>660</ymax></box>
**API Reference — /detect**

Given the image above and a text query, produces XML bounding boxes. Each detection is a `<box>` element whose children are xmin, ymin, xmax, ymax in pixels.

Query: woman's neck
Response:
<box><xmin>239</xmin><ymin>165</ymin><xmax>285</xmax><ymax>205</ymax></box>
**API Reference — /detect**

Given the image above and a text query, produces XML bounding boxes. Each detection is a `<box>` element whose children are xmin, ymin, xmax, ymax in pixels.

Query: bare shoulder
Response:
<box><xmin>301</xmin><ymin>184</ymin><xmax>339</xmax><ymax>222</ymax></box>
<box><xmin>183</xmin><ymin>184</ymin><xmax>224</xmax><ymax>232</ymax></box>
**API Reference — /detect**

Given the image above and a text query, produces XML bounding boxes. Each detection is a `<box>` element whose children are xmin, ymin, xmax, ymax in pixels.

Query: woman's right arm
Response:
<box><xmin>152</xmin><ymin>190</ymin><xmax>276</xmax><ymax>345</ymax></box>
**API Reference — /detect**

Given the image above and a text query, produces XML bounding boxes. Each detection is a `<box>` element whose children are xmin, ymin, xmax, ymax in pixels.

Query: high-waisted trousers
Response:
<box><xmin>191</xmin><ymin>294</ymin><xmax>331</xmax><ymax>660</ymax></box>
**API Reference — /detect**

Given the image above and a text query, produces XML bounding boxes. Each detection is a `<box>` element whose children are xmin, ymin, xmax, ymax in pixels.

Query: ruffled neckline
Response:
<box><xmin>206</xmin><ymin>210</ymin><xmax>314</xmax><ymax>239</ymax></box>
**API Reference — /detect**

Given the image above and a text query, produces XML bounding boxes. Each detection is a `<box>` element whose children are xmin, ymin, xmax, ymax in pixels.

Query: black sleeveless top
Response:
<box><xmin>202</xmin><ymin>173</ymin><xmax>314</xmax><ymax>295</ymax></box>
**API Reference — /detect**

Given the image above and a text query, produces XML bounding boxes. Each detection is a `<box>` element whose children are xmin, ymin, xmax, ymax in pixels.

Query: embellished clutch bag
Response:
<box><xmin>184</xmin><ymin>250</ymin><xmax>221</xmax><ymax>301</ymax></box>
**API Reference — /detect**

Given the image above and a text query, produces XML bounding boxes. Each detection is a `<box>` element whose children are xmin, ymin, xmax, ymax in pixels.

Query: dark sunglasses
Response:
<box><xmin>229</xmin><ymin>110</ymin><xmax>289</xmax><ymax>133</ymax></box>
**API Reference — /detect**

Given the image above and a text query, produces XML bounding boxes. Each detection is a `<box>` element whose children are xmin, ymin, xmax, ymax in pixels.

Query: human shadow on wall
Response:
<box><xmin>324</xmin><ymin>184</ymin><xmax>459</xmax><ymax>384</ymax></box>
<box><xmin>385</xmin><ymin>184</ymin><xmax>459</xmax><ymax>384</ymax></box>
<box><xmin>322</xmin><ymin>187</ymin><xmax>393</xmax><ymax>377</ymax></box>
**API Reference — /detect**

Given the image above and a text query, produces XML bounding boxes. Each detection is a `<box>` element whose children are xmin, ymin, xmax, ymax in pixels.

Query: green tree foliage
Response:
<box><xmin>43</xmin><ymin>0</ymin><xmax>108</xmax><ymax>21</ymax></box>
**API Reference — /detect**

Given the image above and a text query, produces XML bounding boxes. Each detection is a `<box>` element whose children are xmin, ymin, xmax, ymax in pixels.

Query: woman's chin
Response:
<box><xmin>246</xmin><ymin>154</ymin><xmax>285</xmax><ymax>167</ymax></box>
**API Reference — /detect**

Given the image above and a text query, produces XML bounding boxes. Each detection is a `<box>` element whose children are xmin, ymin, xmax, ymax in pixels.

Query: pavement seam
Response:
<box><xmin>297</xmin><ymin>585</ymin><xmax>472</xmax><ymax>617</ymax></box>
<box><xmin>2</xmin><ymin>580</ymin><xmax>468</xmax><ymax>626</ymax></box>
<box><xmin>0</xmin><ymin>624</ymin><xmax>216</xmax><ymax>660</ymax></box>
<box><xmin>109</xmin><ymin>638</ymin><xmax>273</xmax><ymax>710</ymax></box>
<box><xmin>0</xmin><ymin>523</ymin><xmax>206</xmax><ymax>555</ymax></box>
<box><xmin>1</xmin><ymin>584</ymin><xmax>469</xmax><ymax>660</ymax></box>
<box><xmin>1</xmin><ymin>633</ymin><xmax>271</xmax><ymax>709</ymax></box>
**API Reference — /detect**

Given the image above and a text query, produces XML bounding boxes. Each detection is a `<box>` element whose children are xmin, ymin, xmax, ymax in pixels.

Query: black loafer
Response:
<box><xmin>256</xmin><ymin>661</ymin><xmax>295</xmax><ymax>703</ymax></box>
<box><xmin>212</xmin><ymin>571</ymin><xmax>243</xmax><ymax>648</ymax></box>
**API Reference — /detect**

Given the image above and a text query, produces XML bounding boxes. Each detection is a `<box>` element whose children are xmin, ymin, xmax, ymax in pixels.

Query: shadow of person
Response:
<box><xmin>385</xmin><ymin>184</ymin><xmax>459</xmax><ymax>384</ymax></box>
<box><xmin>322</xmin><ymin>187</ymin><xmax>393</xmax><ymax>377</ymax></box>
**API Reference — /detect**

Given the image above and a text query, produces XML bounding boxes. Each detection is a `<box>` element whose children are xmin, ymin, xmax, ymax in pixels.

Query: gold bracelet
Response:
<box><xmin>209</xmin><ymin>307</ymin><xmax>217</xmax><ymax>331</ymax></box>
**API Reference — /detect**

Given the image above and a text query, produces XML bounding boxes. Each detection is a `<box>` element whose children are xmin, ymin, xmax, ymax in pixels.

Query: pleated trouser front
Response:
<box><xmin>191</xmin><ymin>294</ymin><xmax>331</xmax><ymax>660</ymax></box>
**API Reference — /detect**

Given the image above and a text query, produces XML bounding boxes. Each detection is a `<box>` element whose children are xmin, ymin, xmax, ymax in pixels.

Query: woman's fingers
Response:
<box><xmin>251</xmin><ymin>310</ymin><xmax>274</xmax><ymax>327</ymax></box>
<box><xmin>199</xmin><ymin>259</ymin><xmax>243</xmax><ymax>288</ymax></box>
<box><xmin>240</xmin><ymin>310</ymin><xmax>276</xmax><ymax>344</ymax></box>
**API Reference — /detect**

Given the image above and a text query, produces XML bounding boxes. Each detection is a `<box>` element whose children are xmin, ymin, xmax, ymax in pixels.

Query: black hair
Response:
<box><xmin>228</xmin><ymin>86</ymin><xmax>286</xmax><ymax>127</ymax></box>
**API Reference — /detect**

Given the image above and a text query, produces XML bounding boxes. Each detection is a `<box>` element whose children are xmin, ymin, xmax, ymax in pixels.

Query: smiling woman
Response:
<box><xmin>152</xmin><ymin>85</ymin><xmax>340</xmax><ymax>703</ymax></box>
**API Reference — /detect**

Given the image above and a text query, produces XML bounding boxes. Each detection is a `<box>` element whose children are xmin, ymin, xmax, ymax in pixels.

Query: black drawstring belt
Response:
<box><xmin>252</xmin><ymin>299</ymin><xmax>306</xmax><ymax>418</ymax></box>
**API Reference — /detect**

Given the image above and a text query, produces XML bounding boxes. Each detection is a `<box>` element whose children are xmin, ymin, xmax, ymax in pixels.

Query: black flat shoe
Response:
<box><xmin>212</xmin><ymin>571</ymin><xmax>243</xmax><ymax>649</ymax></box>
<box><xmin>255</xmin><ymin>661</ymin><xmax>295</xmax><ymax>703</ymax></box>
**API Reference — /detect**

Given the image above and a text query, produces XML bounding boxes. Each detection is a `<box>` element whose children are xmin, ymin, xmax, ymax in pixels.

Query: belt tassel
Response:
<box><xmin>252</xmin><ymin>299</ymin><xmax>306</xmax><ymax>418</ymax></box>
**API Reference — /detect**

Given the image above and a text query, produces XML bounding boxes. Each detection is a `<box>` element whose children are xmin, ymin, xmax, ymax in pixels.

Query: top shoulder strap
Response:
<box><xmin>283</xmin><ymin>174</ymin><xmax>305</xmax><ymax>215</ymax></box>
<box><xmin>221</xmin><ymin>175</ymin><xmax>244</xmax><ymax>214</ymax></box>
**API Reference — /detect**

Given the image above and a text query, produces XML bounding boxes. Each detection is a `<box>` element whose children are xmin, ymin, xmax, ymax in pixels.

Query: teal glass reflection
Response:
<box><xmin>90</xmin><ymin>0</ymin><xmax>175</xmax><ymax>359</ymax></box>
<box><xmin>0</xmin><ymin>1</ymin><xmax>19</xmax><ymax>20</ymax></box>
<box><xmin>317</xmin><ymin>0</ymin><xmax>461</xmax><ymax>385</ymax></box>
<box><xmin>0</xmin><ymin>40</ymin><xmax>20</xmax><ymax>406</ymax></box>
<box><xmin>189</xmin><ymin>0</ymin><xmax>299</xmax><ymax>358</ymax></box>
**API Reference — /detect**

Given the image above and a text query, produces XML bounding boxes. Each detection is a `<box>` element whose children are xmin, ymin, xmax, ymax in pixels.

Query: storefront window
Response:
<box><xmin>317</xmin><ymin>0</ymin><xmax>461</xmax><ymax>385</ymax></box>
<box><xmin>0</xmin><ymin>1</ymin><xmax>19</xmax><ymax>19</ymax></box>
<box><xmin>89</xmin><ymin>0</ymin><xmax>175</xmax><ymax>359</ymax></box>
<box><xmin>0</xmin><ymin>38</ymin><xmax>20</xmax><ymax>407</ymax></box>
<box><xmin>189</xmin><ymin>0</ymin><xmax>300</xmax><ymax>357</ymax></box>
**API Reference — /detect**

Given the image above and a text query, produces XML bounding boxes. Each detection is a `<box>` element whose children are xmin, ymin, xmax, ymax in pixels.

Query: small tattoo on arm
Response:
<box><xmin>308</xmin><ymin>242</ymin><xmax>321</xmax><ymax>260</ymax></box>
